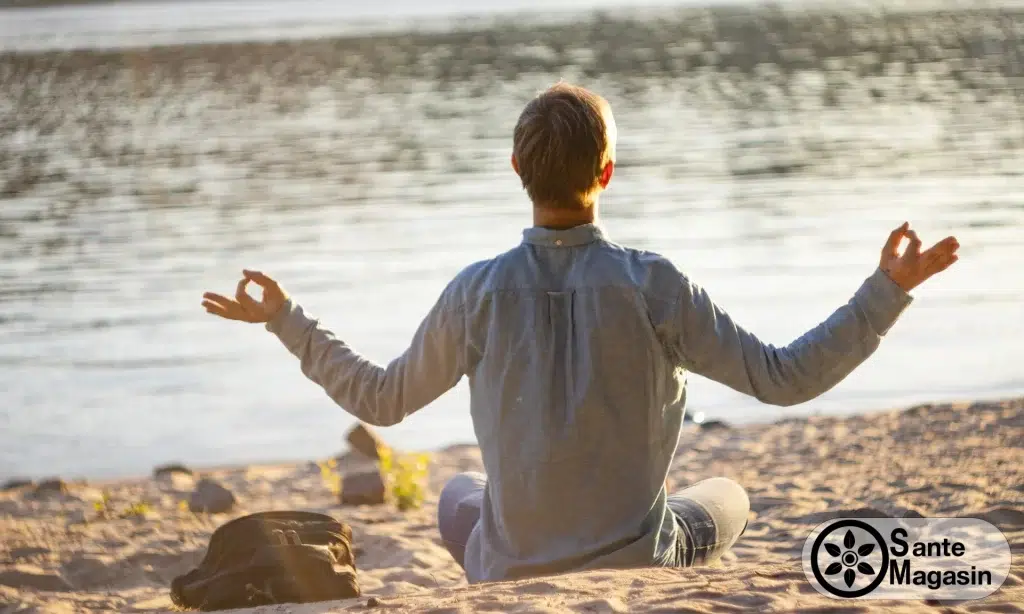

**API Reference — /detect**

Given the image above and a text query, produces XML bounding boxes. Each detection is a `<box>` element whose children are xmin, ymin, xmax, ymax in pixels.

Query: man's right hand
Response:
<box><xmin>879</xmin><ymin>222</ymin><xmax>959</xmax><ymax>293</ymax></box>
<box><xmin>201</xmin><ymin>270</ymin><xmax>290</xmax><ymax>323</ymax></box>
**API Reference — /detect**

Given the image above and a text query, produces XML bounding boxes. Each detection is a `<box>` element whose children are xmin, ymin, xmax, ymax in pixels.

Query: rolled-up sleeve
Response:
<box><xmin>265</xmin><ymin>284</ymin><xmax>465</xmax><ymax>426</ymax></box>
<box><xmin>666</xmin><ymin>267</ymin><xmax>912</xmax><ymax>407</ymax></box>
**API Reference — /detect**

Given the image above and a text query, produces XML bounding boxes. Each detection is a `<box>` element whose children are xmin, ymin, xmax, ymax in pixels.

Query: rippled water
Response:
<box><xmin>2</xmin><ymin>3</ymin><xmax>1023</xmax><ymax>479</ymax></box>
<box><xmin>0</xmin><ymin>0</ymin><xmax>709</xmax><ymax>52</ymax></box>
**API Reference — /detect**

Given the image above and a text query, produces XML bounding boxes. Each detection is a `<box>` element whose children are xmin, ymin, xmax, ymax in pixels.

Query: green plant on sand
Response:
<box><xmin>317</xmin><ymin>458</ymin><xmax>343</xmax><ymax>496</ymax></box>
<box><xmin>377</xmin><ymin>446</ymin><xmax>431</xmax><ymax>511</ymax></box>
<box><xmin>121</xmin><ymin>501</ymin><xmax>152</xmax><ymax>518</ymax></box>
<box><xmin>93</xmin><ymin>491</ymin><xmax>152</xmax><ymax>518</ymax></box>
<box><xmin>92</xmin><ymin>491</ymin><xmax>113</xmax><ymax>517</ymax></box>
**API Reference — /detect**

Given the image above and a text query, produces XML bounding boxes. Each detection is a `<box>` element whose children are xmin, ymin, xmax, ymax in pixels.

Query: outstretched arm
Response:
<box><xmin>202</xmin><ymin>270</ymin><xmax>465</xmax><ymax>426</ymax></box>
<box><xmin>664</xmin><ymin>223</ymin><xmax>959</xmax><ymax>406</ymax></box>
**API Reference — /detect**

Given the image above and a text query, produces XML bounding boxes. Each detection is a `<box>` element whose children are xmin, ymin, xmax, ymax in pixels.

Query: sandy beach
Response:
<box><xmin>2</xmin><ymin>397</ymin><xmax>1020</xmax><ymax>612</ymax></box>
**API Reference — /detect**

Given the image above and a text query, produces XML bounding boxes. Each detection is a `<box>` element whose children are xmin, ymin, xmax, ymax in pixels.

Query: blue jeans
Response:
<box><xmin>437</xmin><ymin>472</ymin><xmax>749</xmax><ymax>571</ymax></box>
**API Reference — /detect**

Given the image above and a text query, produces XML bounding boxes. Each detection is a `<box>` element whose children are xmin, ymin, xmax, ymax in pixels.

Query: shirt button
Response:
<box><xmin>555</xmin><ymin>240</ymin><xmax>562</xmax><ymax>246</ymax></box>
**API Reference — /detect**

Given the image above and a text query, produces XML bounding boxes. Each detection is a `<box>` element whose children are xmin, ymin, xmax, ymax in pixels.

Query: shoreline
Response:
<box><xmin>4</xmin><ymin>0</ymin><xmax>1024</xmax><ymax>55</ymax></box>
<box><xmin>1</xmin><ymin>396</ymin><xmax>1021</xmax><ymax>612</ymax></box>
<box><xmin>4</xmin><ymin>392</ymin><xmax>1023</xmax><ymax>485</ymax></box>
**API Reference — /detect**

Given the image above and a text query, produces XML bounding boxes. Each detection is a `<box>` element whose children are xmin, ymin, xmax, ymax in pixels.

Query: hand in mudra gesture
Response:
<box><xmin>202</xmin><ymin>270</ymin><xmax>289</xmax><ymax>323</ymax></box>
<box><xmin>880</xmin><ymin>222</ymin><xmax>959</xmax><ymax>292</ymax></box>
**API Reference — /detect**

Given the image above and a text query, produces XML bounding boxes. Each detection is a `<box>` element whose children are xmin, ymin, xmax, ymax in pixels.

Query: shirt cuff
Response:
<box><xmin>853</xmin><ymin>267</ymin><xmax>913</xmax><ymax>336</ymax></box>
<box><xmin>265</xmin><ymin>298</ymin><xmax>314</xmax><ymax>347</ymax></box>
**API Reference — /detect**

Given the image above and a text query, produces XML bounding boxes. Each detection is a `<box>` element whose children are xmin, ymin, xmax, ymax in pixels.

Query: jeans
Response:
<box><xmin>437</xmin><ymin>472</ymin><xmax>749</xmax><ymax>572</ymax></box>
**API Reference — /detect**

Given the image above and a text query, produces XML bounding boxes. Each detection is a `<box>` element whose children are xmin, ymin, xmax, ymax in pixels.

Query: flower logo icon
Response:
<box><xmin>809</xmin><ymin>519</ymin><xmax>890</xmax><ymax>598</ymax></box>
<box><xmin>824</xmin><ymin>529</ymin><xmax>876</xmax><ymax>588</ymax></box>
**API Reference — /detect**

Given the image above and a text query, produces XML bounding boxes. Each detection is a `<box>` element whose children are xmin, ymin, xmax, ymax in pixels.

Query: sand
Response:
<box><xmin>1</xmin><ymin>397</ymin><xmax>1021</xmax><ymax>613</ymax></box>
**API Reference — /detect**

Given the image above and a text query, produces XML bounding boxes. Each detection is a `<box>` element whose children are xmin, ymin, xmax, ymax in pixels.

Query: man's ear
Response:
<box><xmin>598</xmin><ymin>161</ymin><xmax>614</xmax><ymax>189</ymax></box>
<box><xmin>511</xmin><ymin>154</ymin><xmax>520</xmax><ymax>177</ymax></box>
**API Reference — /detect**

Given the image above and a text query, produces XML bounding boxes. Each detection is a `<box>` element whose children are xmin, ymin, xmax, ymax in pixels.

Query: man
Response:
<box><xmin>202</xmin><ymin>83</ymin><xmax>959</xmax><ymax>584</ymax></box>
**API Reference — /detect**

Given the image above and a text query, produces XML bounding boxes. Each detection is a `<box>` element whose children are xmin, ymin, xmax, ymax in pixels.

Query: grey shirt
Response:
<box><xmin>266</xmin><ymin>223</ymin><xmax>912</xmax><ymax>583</ymax></box>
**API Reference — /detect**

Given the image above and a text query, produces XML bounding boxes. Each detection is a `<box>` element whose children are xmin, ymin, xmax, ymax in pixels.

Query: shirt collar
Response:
<box><xmin>521</xmin><ymin>223</ymin><xmax>606</xmax><ymax>248</ymax></box>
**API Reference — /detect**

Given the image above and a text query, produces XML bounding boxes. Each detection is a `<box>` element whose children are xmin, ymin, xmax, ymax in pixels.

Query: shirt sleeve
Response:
<box><xmin>664</xmin><ymin>267</ymin><xmax>912</xmax><ymax>406</ymax></box>
<box><xmin>264</xmin><ymin>285</ymin><xmax>465</xmax><ymax>426</ymax></box>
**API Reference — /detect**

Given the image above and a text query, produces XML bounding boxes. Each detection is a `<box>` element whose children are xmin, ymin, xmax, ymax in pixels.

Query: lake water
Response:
<box><xmin>0</xmin><ymin>0</ymin><xmax>748</xmax><ymax>52</ymax></box>
<box><xmin>1</xmin><ymin>1</ymin><xmax>1023</xmax><ymax>479</ymax></box>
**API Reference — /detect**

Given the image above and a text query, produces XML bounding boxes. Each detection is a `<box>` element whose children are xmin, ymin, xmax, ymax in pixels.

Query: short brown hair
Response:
<box><xmin>513</xmin><ymin>83</ymin><xmax>611</xmax><ymax>209</ymax></box>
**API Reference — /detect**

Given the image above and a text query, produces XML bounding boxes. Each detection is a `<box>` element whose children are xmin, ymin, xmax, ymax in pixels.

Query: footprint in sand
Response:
<box><xmin>0</xmin><ymin>565</ymin><xmax>72</xmax><ymax>592</ymax></box>
<box><xmin>748</xmin><ymin>496</ymin><xmax>791</xmax><ymax>513</ymax></box>
<box><xmin>963</xmin><ymin>507</ymin><xmax>1024</xmax><ymax>532</ymax></box>
<box><xmin>793</xmin><ymin>506</ymin><xmax>890</xmax><ymax>524</ymax></box>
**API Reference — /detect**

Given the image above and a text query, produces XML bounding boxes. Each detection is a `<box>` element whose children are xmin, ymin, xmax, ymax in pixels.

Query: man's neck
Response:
<box><xmin>532</xmin><ymin>205</ymin><xmax>596</xmax><ymax>230</ymax></box>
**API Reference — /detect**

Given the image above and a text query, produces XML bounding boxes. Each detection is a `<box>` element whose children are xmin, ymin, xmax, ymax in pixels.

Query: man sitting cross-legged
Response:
<box><xmin>202</xmin><ymin>83</ymin><xmax>959</xmax><ymax>584</ymax></box>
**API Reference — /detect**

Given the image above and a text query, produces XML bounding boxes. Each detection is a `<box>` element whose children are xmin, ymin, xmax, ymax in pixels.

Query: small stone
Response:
<box><xmin>153</xmin><ymin>463</ymin><xmax>193</xmax><ymax>477</ymax></box>
<box><xmin>160</xmin><ymin>472</ymin><xmax>195</xmax><ymax>492</ymax></box>
<box><xmin>33</xmin><ymin>479</ymin><xmax>69</xmax><ymax>496</ymax></box>
<box><xmin>699</xmin><ymin>420</ymin><xmax>732</xmax><ymax>431</ymax></box>
<box><xmin>346</xmin><ymin>423</ymin><xmax>390</xmax><ymax>460</ymax></box>
<box><xmin>1</xmin><ymin>478</ymin><xmax>33</xmax><ymax>491</ymax></box>
<box><xmin>366</xmin><ymin>596</ymin><xmax>382</xmax><ymax>607</ymax></box>
<box><xmin>340</xmin><ymin>470</ymin><xmax>386</xmax><ymax>506</ymax></box>
<box><xmin>155</xmin><ymin>464</ymin><xmax>195</xmax><ymax>491</ymax></box>
<box><xmin>188</xmin><ymin>478</ymin><xmax>236</xmax><ymax>514</ymax></box>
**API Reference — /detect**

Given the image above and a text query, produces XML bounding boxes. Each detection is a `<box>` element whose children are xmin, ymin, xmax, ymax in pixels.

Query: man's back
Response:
<box><xmin>455</xmin><ymin>224</ymin><xmax>688</xmax><ymax>582</ymax></box>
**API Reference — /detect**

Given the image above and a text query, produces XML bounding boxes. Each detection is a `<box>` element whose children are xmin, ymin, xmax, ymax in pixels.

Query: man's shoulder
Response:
<box><xmin>440</xmin><ymin>248</ymin><xmax>520</xmax><ymax>308</ymax></box>
<box><xmin>601</xmin><ymin>240</ymin><xmax>686</xmax><ymax>277</ymax></box>
<box><xmin>453</xmin><ymin>248</ymin><xmax>518</xmax><ymax>283</ymax></box>
<box><xmin>594</xmin><ymin>240</ymin><xmax>697</xmax><ymax>306</ymax></box>
<box><xmin>607</xmin><ymin>241</ymin><xmax>675</xmax><ymax>267</ymax></box>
